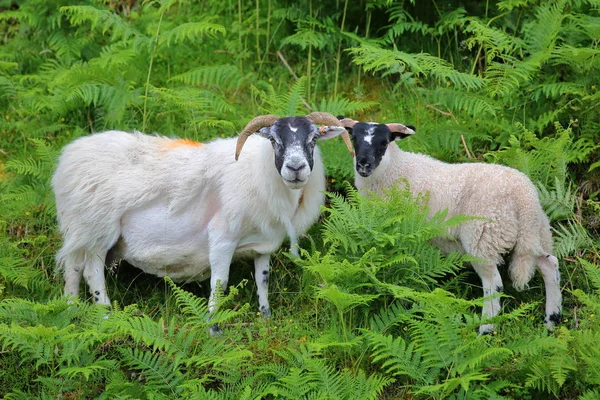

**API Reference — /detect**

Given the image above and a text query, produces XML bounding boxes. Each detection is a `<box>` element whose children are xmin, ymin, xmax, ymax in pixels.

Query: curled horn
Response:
<box><xmin>306</xmin><ymin>112</ymin><xmax>357</xmax><ymax>157</ymax></box>
<box><xmin>235</xmin><ymin>114</ymin><xmax>280</xmax><ymax>160</ymax></box>
<box><xmin>386</xmin><ymin>123</ymin><xmax>415</xmax><ymax>136</ymax></box>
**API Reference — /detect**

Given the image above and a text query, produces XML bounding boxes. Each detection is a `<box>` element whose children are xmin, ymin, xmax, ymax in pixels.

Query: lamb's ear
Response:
<box><xmin>317</xmin><ymin>125</ymin><xmax>346</xmax><ymax>140</ymax></box>
<box><xmin>387</xmin><ymin>124</ymin><xmax>415</xmax><ymax>141</ymax></box>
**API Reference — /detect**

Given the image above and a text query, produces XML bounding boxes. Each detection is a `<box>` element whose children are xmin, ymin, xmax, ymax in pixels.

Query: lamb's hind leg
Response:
<box><xmin>83</xmin><ymin>251</ymin><xmax>111</xmax><ymax>305</ymax></box>
<box><xmin>537</xmin><ymin>254</ymin><xmax>562</xmax><ymax>330</ymax></box>
<box><xmin>472</xmin><ymin>262</ymin><xmax>504</xmax><ymax>335</ymax></box>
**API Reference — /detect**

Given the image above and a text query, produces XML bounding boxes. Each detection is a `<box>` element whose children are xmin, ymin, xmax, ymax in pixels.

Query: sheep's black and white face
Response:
<box><xmin>258</xmin><ymin>116</ymin><xmax>345</xmax><ymax>189</ymax></box>
<box><xmin>351</xmin><ymin>122</ymin><xmax>394</xmax><ymax>177</ymax></box>
<box><xmin>350</xmin><ymin>122</ymin><xmax>415</xmax><ymax>177</ymax></box>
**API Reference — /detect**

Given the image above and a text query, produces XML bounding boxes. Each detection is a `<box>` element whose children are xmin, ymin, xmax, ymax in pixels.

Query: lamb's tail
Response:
<box><xmin>509</xmin><ymin>252</ymin><xmax>538</xmax><ymax>291</ymax></box>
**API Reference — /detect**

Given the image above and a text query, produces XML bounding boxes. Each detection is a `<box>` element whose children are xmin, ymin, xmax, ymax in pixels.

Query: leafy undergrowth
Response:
<box><xmin>2</xmin><ymin>0</ymin><xmax>600</xmax><ymax>398</ymax></box>
<box><xmin>1</xmin><ymin>186</ymin><xmax>599</xmax><ymax>399</ymax></box>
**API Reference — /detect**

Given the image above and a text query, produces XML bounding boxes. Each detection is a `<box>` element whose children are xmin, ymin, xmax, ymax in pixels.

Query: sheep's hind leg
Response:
<box><xmin>63</xmin><ymin>250</ymin><xmax>85</xmax><ymax>300</ymax></box>
<box><xmin>537</xmin><ymin>254</ymin><xmax>562</xmax><ymax>330</ymax></box>
<box><xmin>83</xmin><ymin>251</ymin><xmax>111</xmax><ymax>305</ymax></box>
<box><xmin>254</xmin><ymin>253</ymin><xmax>272</xmax><ymax>318</ymax></box>
<box><xmin>472</xmin><ymin>262</ymin><xmax>504</xmax><ymax>335</ymax></box>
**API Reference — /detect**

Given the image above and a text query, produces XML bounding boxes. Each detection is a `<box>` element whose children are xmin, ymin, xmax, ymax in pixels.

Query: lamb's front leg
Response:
<box><xmin>254</xmin><ymin>253</ymin><xmax>272</xmax><ymax>318</ymax></box>
<box><xmin>207</xmin><ymin>234</ymin><xmax>237</xmax><ymax>335</ymax></box>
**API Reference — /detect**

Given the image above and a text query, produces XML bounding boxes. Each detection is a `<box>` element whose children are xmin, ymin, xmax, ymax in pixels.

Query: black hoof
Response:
<box><xmin>260</xmin><ymin>306</ymin><xmax>271</xmax><ymax>318</ymax></box>
<box><xmin>209</xmin><ymin>324</ymin><xmax>223</xmax><ymax>335</ymax></box>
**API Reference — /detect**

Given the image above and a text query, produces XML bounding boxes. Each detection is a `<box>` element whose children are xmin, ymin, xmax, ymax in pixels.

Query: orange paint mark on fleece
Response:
<box><xmin>162</xmin><ymin>138</ymin><xmax>204</xmax><ymax>150</ymax></box>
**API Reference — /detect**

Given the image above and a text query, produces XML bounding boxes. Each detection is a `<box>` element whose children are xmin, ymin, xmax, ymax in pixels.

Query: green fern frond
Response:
<box><xmin>497</xmin><ymin>0</ymin><xmax>538</xmax><ymax>11</ymax></box>
<box><xmin>281</xmin><ymin>28</ymin><xmax>330</xmax><ymax>50</ymax></box>
<box><xmin>522</xmin><ymin>0</ymin><xmax>567</xmax><ymax>53</ymax></box>
<box><xmin>348</xmin><ymin>368</ymin><xmax>394</xmax><ymax>400</ymax></box>
<box><xmin>119</xmin><ymin>347</ymin><xmax>184</xmax><ymax>395</ymax></box>
<box><xmin>349</xmin><ymin>44</ymin><xmax>486</xmax><ymax>90</ymax></box>
<box><xmin>314</xmin><ymin>284</ymin><xmax>380</xmax><ymax>313</ymax></box>
<box><xmin>4</xmin><ymin>158</ymin><xmax>46</xmax><ymax>179</ymax></box>
<box><xmin>552</xmin><ymin>220</ymin><xmax>592</xmax><ymax>258</ymax></box>
<box><xmin>537</xmin><ymin>177</ymin><xmax>577</xmax><ymax>222</ymax></box>
<box><xmin>252</xmin><ymin>77</ymin><xmax>308</xmax><ymax>116</ymax></box>
<box><xmin>366</xmin><ymin>331</ymin><xmax>432</xmax><ymax>383</ymax></box>
<box><xmin>578</xmin><ymin>257</ymin><xmax>600</xmax><ymax>294</ymax></box>
<box><xmin>454</xmin><ymin>347</ymin><xmax>513</xmax><ymax>373</ymax></box>
<box><xmin>262</xmin><ymin>367</ymin><xmax>315</xmax><ymax>398</ymax></box>
<box><xmin>484</xmin><ymin>56</ymin><xmax>543</xmax><ymax>98</ymax></box>
<box><xmin>386</xmin><ymin>6</ymin><xmax>435</xmax><ymax>38</ymax></box>
<box><xmin>0</xmin><ymin>256</ymin><xmax>47</xmax><ymax>291</ymax></box>
<box><xmin>113</xmin><ymin>314</ymin><xmax>180</xmax><ymax>354</ymax></box>
<box><xmin>56</xmin><ymin>359</ymin><xmax>117</xmax><ymax>381</ymax></box>
<box><xmin>369</xmin><ymin>301</ymin><xmax>410</xmax><ymax>334</ymax></box>
<box><xmin>46</xmin><ymin>30</ymin><xmax>90</xmax><ymax>64</ymax></box>
<box><xmin>59</xmin><ymin>5</ymin><xmax>139</xmax><ymax>40</ymax></box>
<box><xmin>464</xmin><ymin>18</ymin><xmax>524</xmax><ymax>62</ymax></box>
<box><xmin>312</xmin><ymin>96</ymin><xmax>378</xmax><ymax>116</ymax></box>
<box><xmin>165</xmin><ymin>277</ymin><xmax>209</xmax><ymax>327</ymax></box>
<box><xmin>532</xmin><ymin>82</ymin><xmax>585</xmax><ymax>101</ymax></box>
<box><xmin>428</xmin><ymin>87</ymin><xmax>499</xmax><ymax>116</ymax></box>
<box><xmin>194</xmin><ymin>119</ymin><xmax>237</xmax><ymax>135</ymax></box>
<box><xmin>306</xmin><ymin>357</ymin><xmax>392</xmax><ymax>400</ymax></box>
<box><xmin>169</xmin><ymin>65</ymin><xmax>249</xmax><ymax>91</ymax></box>
<box><xmin>579</xmin><ymin>389</ymin><xmax>600</xmax><ymax>400</ymax></box>
<box><xmin>0</xmin><ymin>323</ymin><xmax>75</xmax><ymax>368</ymax></box>
<box><xmin>549</xmin><ymin>44</ymin><xmax>600</xmax><ymax>69</ymax></box>
<box><xmin>159</xmin><ymin>20</ymin><xmax>226</xmax><ymax>47</ymax></box>
<box><xmin>0</xmin><ymin>76</ymin><xmax>16</xmax><ymax>99</ymax></box>
<box><xmin>415</xmin><ymin>372</ymin><xmax>491</xmax><ymax>397</ymax></box>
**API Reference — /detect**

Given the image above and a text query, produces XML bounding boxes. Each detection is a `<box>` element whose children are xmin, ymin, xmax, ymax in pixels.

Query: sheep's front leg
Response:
<box><xmin>472</xmin><ymin>262</ymin><xmax>503</xmax><ymax>335</ymax></box>
<box><xmin>207</xmin><ymin>237</ymin><xmax>237</xmax><ymax>335</ymax></box>
<box><xmin>254</xmin><ymin>253</ymin><xmax>272</xmax><ymax>317</ymax></box>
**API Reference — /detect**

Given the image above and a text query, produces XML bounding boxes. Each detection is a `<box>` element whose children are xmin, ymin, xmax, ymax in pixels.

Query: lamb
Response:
<box><xmin>52</xmin><ymin>112</ymin><xmax>353</xmax><ymax>333</ymax></box>
<box><xmin>339</xmin><ymin>119</ymin><xmax>561</xmax><ymax>334</ymax></box>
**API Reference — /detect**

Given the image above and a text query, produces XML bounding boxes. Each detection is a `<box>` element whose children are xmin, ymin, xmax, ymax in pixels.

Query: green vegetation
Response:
<box><xmin>1</xmin><ymin>0</ymin><xmax>599</xmax><ymax>398</ymax></box>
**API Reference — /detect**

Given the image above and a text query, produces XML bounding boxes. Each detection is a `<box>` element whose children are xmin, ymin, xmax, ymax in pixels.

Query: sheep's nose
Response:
<box><xmin>287</xmin><ymin>163</ymin><xmax>307</xmax><ymax>172</ymax></box>
<box><xmin>357</xmin><ymin>159</ymin><xmax>370</xmax><ymax>168</ymax></box>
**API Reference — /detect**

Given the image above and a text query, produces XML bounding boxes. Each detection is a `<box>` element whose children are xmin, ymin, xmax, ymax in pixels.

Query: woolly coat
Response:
<box><xmin>52</xmin><ymin>131</ymin><xmax>325</xmax><ymax>282</ymax></box>
<box><xmin>354</xmin><ymin>143</ymin><xmax>554</xmax><ymax>289</ymax></box>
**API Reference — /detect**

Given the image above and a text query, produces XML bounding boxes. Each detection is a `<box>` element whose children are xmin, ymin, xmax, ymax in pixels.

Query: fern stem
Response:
<box><xmin>307</xmin><ymin>0</ymin><xmax>313</xmax><ymax>102</ymax></box>
<box><xmin>255</xmin><ymin>0</ymin><xmax>260</xmax><ymax>67</ymax></box>
<box><xmin>238</xmin><ymin>0</ymin><xmax>243</xmax><ymax>73</ymax></box>
<box><xmin>142</xmin><ymin>7</ymin><xmax>165</xmax><ymax>133</ymax></box>
<box><xmin>333</xmin><ymin>0</ymin><xmax>349</xmax><ymax>97</ymax></box>
<box><xmin>357</xmin><ymin>6</ymin><xmax>372</xmax><ymax>89</ymax></box>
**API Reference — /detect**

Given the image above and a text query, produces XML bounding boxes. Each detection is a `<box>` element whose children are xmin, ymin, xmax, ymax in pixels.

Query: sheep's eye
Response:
<box><xmin>269</xmin><ymin>137</ymin><xmax>277</xmax><ymax>145</ymax></box>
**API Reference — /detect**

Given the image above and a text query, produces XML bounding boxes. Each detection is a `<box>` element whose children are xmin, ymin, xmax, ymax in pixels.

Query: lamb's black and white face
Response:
<box><xmin>351</xmin><ymin>122</ymin><xmax>394</xmax><ymax>177</ymax></box>
<box><xmin>258</xmin><ymin>116</ymin><xmax>345</xmax><ymax>189</ymax></box>
<box><xmin>349</xmin><ymin>121</ymin><xmax>416</xmax><ymax>177</ymax></box>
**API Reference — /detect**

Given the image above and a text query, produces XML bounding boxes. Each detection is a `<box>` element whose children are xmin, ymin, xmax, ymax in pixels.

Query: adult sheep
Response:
<box><xmin>339</xmin><ymin>119</ymin><xmax>561</xmax><ymax>334</ymax></box>
<box><xmin>52</xmin><ymin>112</ymin><xmax>353</xmax><ymax>333</ymax></box>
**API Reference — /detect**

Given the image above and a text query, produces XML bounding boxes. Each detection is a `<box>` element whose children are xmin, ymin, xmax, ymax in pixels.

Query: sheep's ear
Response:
<box><xmin>317</xmin><ymin>125</ymin><xmax>346</xmax><ymax>140</ymax></box>
<box><xmin>255</xmin><ymin>127</ymin><xmax>272</xmax><ymax>138</ymax></box>
<box><xmin>387</xmin><ymin>124</ymin><xmax>415</xmax><ymax>141</ymax></box>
